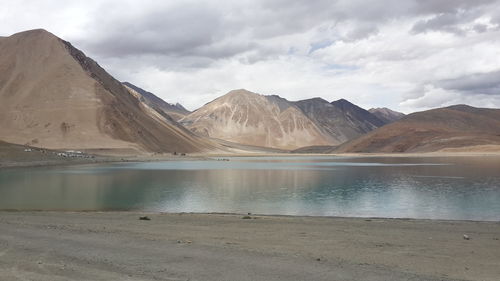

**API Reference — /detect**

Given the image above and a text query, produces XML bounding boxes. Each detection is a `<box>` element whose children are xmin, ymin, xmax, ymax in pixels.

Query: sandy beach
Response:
<box><xmin>0</xmin><ymin>211</ymin><xmax>499</xmax><ymax>281</ymax></box>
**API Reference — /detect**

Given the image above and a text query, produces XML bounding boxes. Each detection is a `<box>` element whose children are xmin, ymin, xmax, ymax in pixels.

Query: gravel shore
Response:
<box><xmin>0</xmin><ymin>211</ymin><xmax>499</xmax><ymax>281</ymax></box>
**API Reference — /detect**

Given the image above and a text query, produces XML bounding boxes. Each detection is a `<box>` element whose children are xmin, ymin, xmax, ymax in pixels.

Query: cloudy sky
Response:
<box><xmin>2</xmin><ymin>0</ymin><xmax>500</xmax><ymax>112</ymax></box>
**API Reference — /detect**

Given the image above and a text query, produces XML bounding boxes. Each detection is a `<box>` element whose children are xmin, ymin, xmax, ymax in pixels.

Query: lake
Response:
<box><xmin>1</xmin><ymin>156</ymin><xmax>499</xmax><ymax>221</ymax></box>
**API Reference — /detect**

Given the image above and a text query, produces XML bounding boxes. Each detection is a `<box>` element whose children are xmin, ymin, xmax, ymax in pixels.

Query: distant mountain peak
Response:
<box><xmin>122</xmin><ymin>82</ymin><xmax>190</xmax><ymax>120</ymax></box>
<box><xmin>368</xmin><ymin>107</ymin><xmax>405</xmax><ymax>123</ymax></box>
<box><xmin>215</xmin><ymin>89</ymin><xmax>261</xmax><ymax>102</ymax></box>
<box><xmin>12</xmin><ymin>28</ymin><xmax>51</xmax><ymax>35</ymax></box>
<box><xmin>175</xmin><ymin>103</ymin><xmax>188</xmax><ymax>111</ymax></box>
<box><xmin>180</xmin><ymin>89</ymin><xmax>331</xmax><ymax>149</ymax></box>
<box><xmin>331</xmin><ymin>98</ymin><xmax>355</xmax><ymax>107</ymax></box>
<box><xmin>298</xmin><ymin>97</ymin><xmax>330</xmax><ymax>104</ymax></box>
<box><xmin>9</xmin><ymin>28</ymin><xmax>58</xmax><ymax>41</ymax></box>
<box><xmin>334</xmin><ymin>98</ymin><xmax>349</xmax><ymax>102</ymax></box>
<box><xmin>226</xmin><ymin>88</ymin><xmax>257</xmax><ymax>95</ymax></box>
<box><xmin>369</xmin><ymin>107</ymin><xmax>401</xmax><ymax>112</ymax></box>
<box><xmin>446</xmin><ymin>104</ymin><xmax>474</xmax><ymax>111</ymax></box>
<box><xmin>295</xmin><ymin>97</ymin><xmax>386</xmax><ymax>144</ymax></box>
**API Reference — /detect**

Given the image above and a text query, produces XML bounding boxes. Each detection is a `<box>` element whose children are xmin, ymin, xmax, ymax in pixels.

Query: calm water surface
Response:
<box><xmin>1</xmin><ymin>156</ymin><xmax>499</xmax><ymax>221</ymax></box>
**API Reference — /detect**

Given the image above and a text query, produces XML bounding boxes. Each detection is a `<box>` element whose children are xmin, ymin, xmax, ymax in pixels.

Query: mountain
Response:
<box><xmin>336</xmin><ymin>105</ymin><xmax>500</xmax><ymax>153</ymax></box>
<box><xmin>122</xmin><ymin>82</ymin><xmax>190</xmax><ymax>121</ymax></box>
<box><xmin>180</xmin><ymin>89</ymin><xmax>332</xmax><ymax>149</ymax></box>
<box><xmin>369</xmin><ymin>107</ymin><xmax>405</xmax><ymax>123</ymax></box>
<box><xmin>294</xmin><ymin>98</ymin><xmax>386</xmax><ymax>144</ymax></box>
<box><xmin>174</xmin><ymin>103</ymin><xmax>189</xmax><ymax>113</ymax></box>
<box><xmin>0</xmin><ymin>29</ymin><xmax>213</xmax><ymax>154</ymax></box>
<box><xmin>180</xmin><ymin>90</ymin><xmax>390</xmax><ymax>149</ymax></box>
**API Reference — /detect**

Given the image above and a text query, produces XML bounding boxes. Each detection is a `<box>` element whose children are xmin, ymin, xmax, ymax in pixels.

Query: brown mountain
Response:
<box><xmin>122</xmin><ymin>82</ymin><xmax>190</xmax><ymax>121</ymax></box>
<box><xmin>336</xmin><ymin>105</ymin><xmax>500</xmax><ymax>153</ymax></box>
<box><xmin>0</xmin><ymin>29</ymin><xmax>213</xmax><ymax>154</ymax></box>
<box><xmin>294</xmin><ymin>98</ymin><xmax>386</xmax><ymax>144</ymax></box>
<box><xmin>180</xmin><ymin>89</ymin><xmax>332</xmax><ymax>149</ymax></box>
<box><xmin>368</xmin><ymin>107</ymin><xmax>405</xmax><ymax>123</ymax></box>
<box><xmin>180</xmin><ymin>90</ymin><xmax>389</xmax><ymax>149</ymax></box>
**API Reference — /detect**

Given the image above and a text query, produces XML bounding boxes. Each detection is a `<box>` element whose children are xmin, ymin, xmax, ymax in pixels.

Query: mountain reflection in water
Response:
<box><xmin>0</xmin><ymin>156</ymin><xmax>499</xmax><ymax>221</ymax></box>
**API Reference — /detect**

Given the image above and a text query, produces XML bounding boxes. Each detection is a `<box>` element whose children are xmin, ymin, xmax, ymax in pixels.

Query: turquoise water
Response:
<box><xmin>1</xmin><ymin>156</ymin><xmax>499</xmax><ymax>221</ymax></box>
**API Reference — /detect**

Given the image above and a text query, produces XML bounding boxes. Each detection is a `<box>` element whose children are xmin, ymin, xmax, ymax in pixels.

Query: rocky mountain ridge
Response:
<box><xmin>122</xmin><ymin>82</ymin><xmax>190</xmax><ymax>121</ymax></box>
<box><xmin>336</xmin><ymin>105</ymin><xmax>500</xmax><ymax>153</ymax></box>
<box><xmin>180</xmin><ymin>89</ymin><xmax>391</xmax><ymax>149</ymax></box>
<box><xmin>0</xmin><ymin>29</ymin><xmax>214</xmax><ymax>154</ymax></box>
<box><xmin>369</xmin><ymin>107</ymin><xmax>405</xmax><ymax>123</ymax></box>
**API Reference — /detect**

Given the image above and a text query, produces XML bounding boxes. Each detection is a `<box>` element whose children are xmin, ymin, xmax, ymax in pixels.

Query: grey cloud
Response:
<box><xmin>437</xmin><ymin>70</ymin><xmax>500</xmax><ymax>95</ymax></box>
<box><xmin>410</xmin><ymin>0</ymin><xmax>496</xmax><ymax>14</ymax></box>
<box><xmin>411</xmin><ymin>12</ymin><xmax>469</xmax><ymax>35</ymax></box>
<box><xmin>405</xmin><ymin>70</ymin><xmax>500</xmax><ymax>110</ymax></box>
<box><xmin>473</xmin><ymin>24</ymin><xmax>488</xmax><ymax>33</ymax></box>
<box><xmin>99</xmin><ymin>54</ymin><xmax>218</xmax><ymax>73</ymax></box>
<box><xmin>73</xmin><ymin>0</ymin><xmax>500</xmax><ymax>68</ymax></box>
<box><xmin>82</xmin><ymin>3</ymin><xmax>225</xmax><ymax>58</ymax></box>
<box><xmin>410</xmin><ymin>0</ymin><xmax>500</xmax><ymax>35</ymax></box>
<box><xmin>344</xmin><ymin>25</ymin><xmax>379</xmax><ymax>41</ymax></box>
<box><xmin>191</xmin><ymin>41</ymin><xmax>258</xmax><ymax>60</ymax></box>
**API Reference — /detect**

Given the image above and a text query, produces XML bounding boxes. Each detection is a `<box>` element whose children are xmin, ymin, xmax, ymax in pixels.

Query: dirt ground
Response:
<box><xmin>0</xmin><ymin>211</ymin><xmax>499</xmax><ymax>281</ymax></box>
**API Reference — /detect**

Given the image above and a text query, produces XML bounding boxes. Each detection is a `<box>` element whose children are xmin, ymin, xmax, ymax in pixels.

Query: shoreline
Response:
<box><xmin>1</xmin><ymin>209</ymin><xmax>498</xmax><ymax>223</ymax></box>
<box><xmin>0</xmin><ymin>154</ymin><xmax>210</xmax><ymax>169</ymax></box>
<box><xmin>1</xmin><ymin>211</ymin><xmax>499</xmax><ymax>281</ymax></box>
<box><xmin>200</xmin><ymin>151</ymin><xmax>500</xmax><ymax>157</ymax></box>
<box><xmin>2</xmin><ymin>151</ymin><xmax>500</xmax><ymax>169</ymax></box>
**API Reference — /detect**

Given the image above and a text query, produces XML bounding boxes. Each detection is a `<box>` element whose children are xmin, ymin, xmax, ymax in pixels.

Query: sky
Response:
<box><xmin>2</xmin><ymin>0</ymin><xmax>500</xmax><ymax>113</ymax></box>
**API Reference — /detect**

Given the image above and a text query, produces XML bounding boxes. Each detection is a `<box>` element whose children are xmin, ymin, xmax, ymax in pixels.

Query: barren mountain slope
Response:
<box><xmin>369</xmin><ymin>107</ymin><xmax>405</xmax><ymax>123</ymax></box>
<box><xmin>0</xmin><ymin>29</ymin><xmax>213</xmax><ymax>153</ymax></box>
<box><xmin>122</xmin><ymin>82</ymin><xmax>190</xmax><ymax>121</ymax></box>
<box><xmin>336</xmin><ymin>105</ymin><xmax>500</xmax><ymax>153</ymax></box>
<box><xmin>180</xmin><ymin>89</ymin><xmax>332</xmax><ymax>149</ymax></box>
<box><xmin>295</xmin><ymin>98</ymin><xmax>386</xmax><ymax>144</ymax></box>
